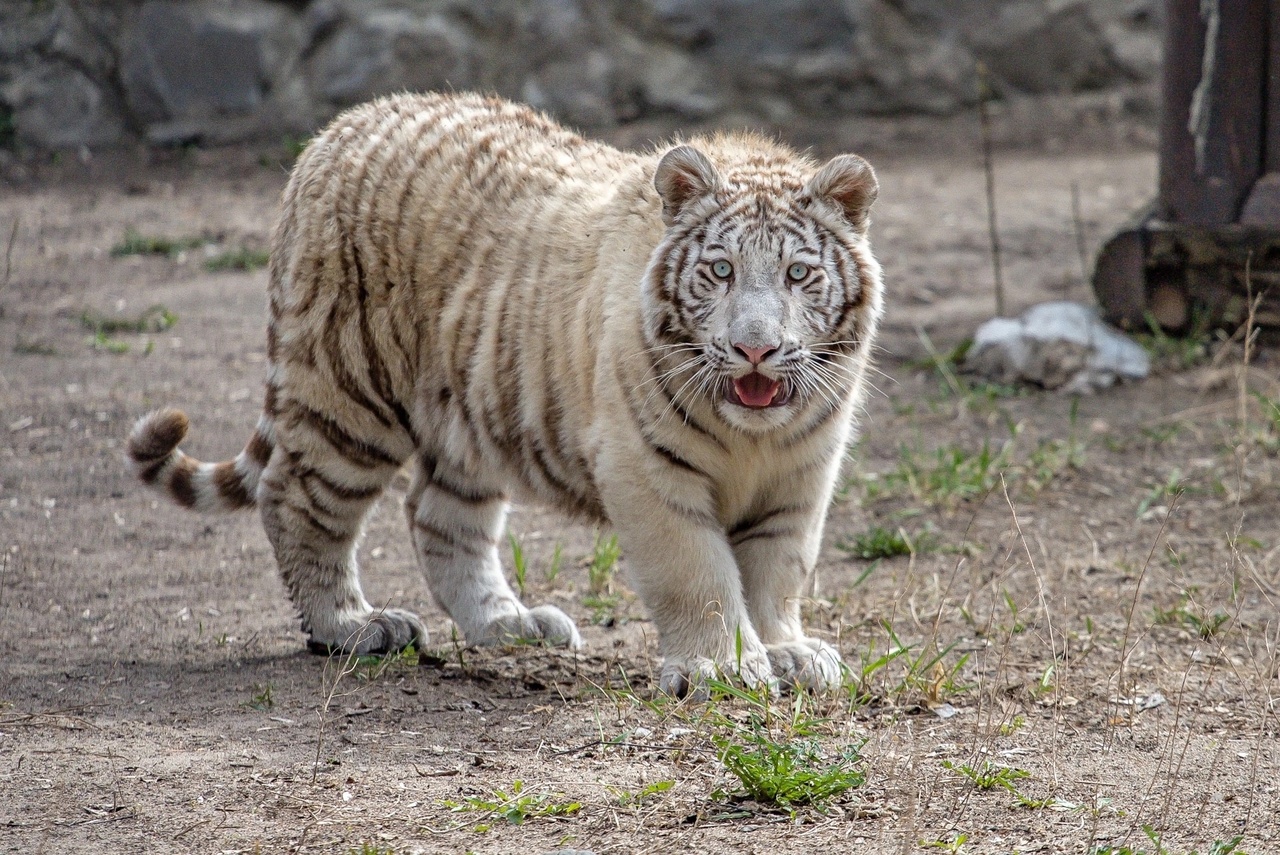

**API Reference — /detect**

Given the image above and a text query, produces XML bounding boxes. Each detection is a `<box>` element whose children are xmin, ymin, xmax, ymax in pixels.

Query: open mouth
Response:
<box><xmin>725</xmin><ymin>373</ymin><xmax>792</xmax><ymax>409</ymax></box>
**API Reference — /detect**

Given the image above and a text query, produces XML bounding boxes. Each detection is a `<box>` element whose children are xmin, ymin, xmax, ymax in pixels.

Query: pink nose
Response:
<box><xmin>733</xmin><ymin>343</ymin><xmax>777</xmax><ymax>365</ymax></box>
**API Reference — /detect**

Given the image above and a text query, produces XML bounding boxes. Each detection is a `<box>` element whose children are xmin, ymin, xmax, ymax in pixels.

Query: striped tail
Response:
<box><xmin>126</xmin><ymin>408</ymin><xmax>274</xmax><ymax>512</ymax></box>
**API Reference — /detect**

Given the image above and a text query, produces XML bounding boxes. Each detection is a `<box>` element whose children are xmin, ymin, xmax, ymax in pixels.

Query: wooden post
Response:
<box><xmin>1158</xmin><ymin>0</ymin><xmax>1266</xmax><ymax>226</ymax></box>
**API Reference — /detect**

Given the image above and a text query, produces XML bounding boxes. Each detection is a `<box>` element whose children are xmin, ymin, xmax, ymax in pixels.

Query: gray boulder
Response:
<box><xmin>966</xmin><ymin>301</ymin><xmax>1150</xmax><ymax>393</ymax></box>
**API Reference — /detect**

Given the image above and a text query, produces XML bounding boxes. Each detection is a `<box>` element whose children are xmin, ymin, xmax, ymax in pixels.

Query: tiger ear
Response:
<box><xmin>654</xmin><ymin>145</ymin><xmax>721</xmax><ymax>226</ymax></box>
<box><xmin>803</xmin><ymin>154</ymin><xmax>878</xmax><ymax>233</ymax></box>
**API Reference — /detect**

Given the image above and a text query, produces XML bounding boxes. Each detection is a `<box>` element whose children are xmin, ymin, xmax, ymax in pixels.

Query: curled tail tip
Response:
<box><xmin>128</xmin><ymin>409</ymin><xmax>189</xmax><ymax>466</ymax></box>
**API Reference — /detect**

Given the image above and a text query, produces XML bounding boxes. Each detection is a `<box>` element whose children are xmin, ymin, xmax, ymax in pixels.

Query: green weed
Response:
<box><xmin>998</xmin><ymin>714</ymin><xmax>1027</xmax><ymax>736</ymax></box>
<box><xmin>610</xmin><ymin>779</ymin><xmax>674</xmax><ymax>807</ymax></box>
<box><xmin>588</xmin><ymin>531</ymin><xmax>620</xmax><ymax>594</ymax></box>
<box><xmin>944</xmin><ymin>759</ymin><xmax>1028</xmax><ymax>791</ymax></box>
<box><xmin>87</xmin><ymin>331</ymin><xmax>130</xmax><ymax>354</ymax></box>
<box><xmin>80</xmin><ymin>304</ymin><xmax>177</xmax><ymax>335</ymax></box>
<box><xmin>921</xmin><ymin>834</ymin><xmax>970</xmax><ymax>853</ymax></box>
<box><xmin>1151</xmin><ymin>594</ymin><xmax>1230</xmax><ymax>640</ymax></box>
<box><xmin>582</xmin><ymin>593</ymin><xmax>623</xmax><ymax>626</ymax></box>
<box><xmin>351</xmin><ymin>645</ymin><xmax>419</xmax><ymax>681</ymax></box>
<box><xmin>853</xmin><ymin>625</ymin><xmax>971</xmax><ymax>705</ymax></box>
<box><xmin>864</xmin><ymin>440</ymin><xmax>1012</xmax><ymax>506</ymax></box>
<box><xmin>545</xmin><ymin>541</ymin><xmax>564</xmax><ymax>585</ymax></box>
<box><xmin>509</xmin><ymin>534</ymin><xmax>528</xmax><ymax>597</ymax></box>
<box><xmin>1135</xmin><ymin>311</ymin><xmax>1213</xmax><ymax>371</ymax></box>
<box><xmin>1137</xmin><ymin>469</ymin><xmax>1183</xmax><ymax>518</ymax></box>
<box><xmin>244</xmin><ymin>683</ymin><xmax>274</xmax><ymax>710</ymax></box>
<box><xmin>714</xmin><ymin>733</ymin><xmax>864</xmax><ymax>811</ymax></box>
<box><xmin>111</xmin><ymin>228</ymin><xmax>207</xmax><ymax>258</ymax></box>
<box><xmin>837</xmin><ymin>525</ymin><xmax>935</xmax><ymax>560</ymax></box>
<box><xmin>443</xmin><ymin>780</ymin><xmax>581</xmax><ymax>830</ymax></box>
<box><xmin>204</xmin><ymin>247</ymin><xmax>270</xmax><ymax>272</ymax></box>
<box><xmin>1091</xmin><ymin>827</ymin><xmax>1247</xmax><ymax>855</ymax></box>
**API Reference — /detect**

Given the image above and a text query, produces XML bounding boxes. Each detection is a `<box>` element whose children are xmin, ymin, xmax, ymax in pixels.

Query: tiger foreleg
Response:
<box><xmin>405</xmin><ymin>456</ymin><xmax>582</xmax><ymax>649</ymax></box>
<box><xmin>733</xmin><ymin>500</ymin><xmax>847</xmax><ymax>692</ymax></box>
<box><xmin>597</xmin><ymin>456</ymin><xmax>775</xmax><ymax>699</ymax></box>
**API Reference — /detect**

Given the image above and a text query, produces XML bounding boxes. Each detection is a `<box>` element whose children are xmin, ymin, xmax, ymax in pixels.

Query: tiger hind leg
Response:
<box><xmin>405</xmin><ymin>454</ymin><xmax>582</xmax><ymax>648</ymax></box>
<box><xmin>258</xmin><ymin>416</ymin><xmax>427</xmax><ymax>656</ymax></box>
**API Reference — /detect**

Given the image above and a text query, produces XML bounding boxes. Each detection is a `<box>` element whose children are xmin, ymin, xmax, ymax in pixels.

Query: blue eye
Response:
<box><xmin>787</xmin><ymin>262</ymin><xmax>809</xmax><ymax>281</ymax></box>
<box><xmin>711</xmin><ymin>260</ymin><xmax>733</xmax><ymax>279</ymax></box>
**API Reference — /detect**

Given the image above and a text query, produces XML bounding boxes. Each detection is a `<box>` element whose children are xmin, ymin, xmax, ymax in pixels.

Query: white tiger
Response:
<box><xmin>127</xmin><ymin>92</ymin><xmax>883</xmax><ymax>696</ymax></box>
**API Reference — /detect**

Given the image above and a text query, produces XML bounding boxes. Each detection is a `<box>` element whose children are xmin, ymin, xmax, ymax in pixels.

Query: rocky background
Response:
<box><xmin>0</xmin><ymin>0</ymin><xmax>1163</xmax><ymax>150</ymax></box>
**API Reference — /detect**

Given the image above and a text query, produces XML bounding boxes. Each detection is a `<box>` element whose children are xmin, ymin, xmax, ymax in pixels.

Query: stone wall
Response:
<box><xmin>0</xmin><ymin>0</ymin><xmax>1163</xmax><ymax>149</ymax></box>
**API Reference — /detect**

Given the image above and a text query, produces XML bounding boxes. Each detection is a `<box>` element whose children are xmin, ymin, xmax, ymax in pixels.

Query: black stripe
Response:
<box><xmin>286</xmin><ymin>499</ymin><xmax>349</xmax><ymax>543</ymax></box>
<box><xmin>321</xmin><ymin>295</ymin><xmax>394</xmax><ymax>431</ymax></box>
<box><xmin>353</xmin><ymin>247</ymin><xmax>417</xmax><ymax>442</ymax></box>
<box><xmin>653</xmin><ymin>380</ymin><xmax>726</xmax><ymax>451</ymax></box>
<box><xmin>413</xmin><ymin>518</ymin><xmax>492</xmax><ymax>558</ymax></box>
<box><xmin>425</xmin><ymin>458</ymin><xmax>507</xmax><ymax>504</ymax></box>
<box><xmin>293</xmin><ymin>459</ymin><xmax>384</xmax><ymax>502</ymax></box>
<box><xmin>616</xmin><ymin>364</ymin><xmax>711</xmax><ymax>480</ymax></box>
<box><xmin>288</xmin><ymin>403</ymin><xmax>403</xmax><ymax>469</ymax></box>
<box><xmin>782</xmin><ymin>396</ymin><xmax>844</xmax><ymax>450</ymax></box>
<box><xmin>731</xmin><ymin>528</ymin><xmax>794</xmax><ymax>546</ymax></box>
<box><xmin>728</xmin><ymin>503</ymin><xmax>808</xmax><ymax>539</ymax></box>
<box><xmin>660</xmin><ymin>497</ymin><xmax>718</xmax><ymax>530</ymax></box>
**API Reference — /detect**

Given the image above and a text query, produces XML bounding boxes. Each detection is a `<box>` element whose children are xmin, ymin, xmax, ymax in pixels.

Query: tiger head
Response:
<box><xmin>643</xmin><ymin>139</ymin><xmax>883</xmax><ymax>434</ymax></box>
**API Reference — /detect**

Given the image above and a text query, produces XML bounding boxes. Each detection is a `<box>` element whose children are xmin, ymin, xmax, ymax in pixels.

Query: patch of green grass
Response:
<box><xmin>111</xmin><ymin>228</ymin><xmax>207</xmax><ymax>258</ymax></box>
<box><xmin>1024</xmin><ymin>434</ymin><xmax>1086</xmax><ymax>492</ymax></box>
<box><xmin>350</xmin><ymin>645</ymin><xmax>419</xmax><ymax>681</ymax></box>
<box><xmin>1091</xmin><ymin>828</ymin><xmax>1247</xmax><ymax>855</ymax></box>
<box><xmin>1136</xmin><ymin>468</ymin><xmax>1183</xmax><ymax>518</ymax></box>
<box><xmin>865</xmin><ymin>439</ymin><xmax>1013</xmax><ymax>506</ymax></box>
<box><xmin>260</xmin><ymin>135</ymin><xmax>312</xmax><ymax>169</ymax></box>
<box><xmin>509</xmin><ymin>534</ymin><xmax>528</xmax><ymax>597</ymax></box>
<box><xmin>545</xmin><ymin>541</ymin><xmax>564</xmax><ymax>585</ymax></box>
<box><xmin>443</xmin><ymin>780</ymin><xmax>581</xmax><ymax>831</ymax></box>
<box><xmin>582</xmin><ymin>592</ymin><xmax>622</xmax><ymax>626</ymax></box>
<box><xmin>1151</xmin><ymin>593</ymin><xmax>1230</xmax><ymax>640</ymax></box>
<box><xmin>852</xmin><ymin>624</ymin><xmax>971</xmax><ymax>706</ymax></box>
<box><xmin>80</xmin><ymin>304</ymin><xmax>177</xmax><ymax>335</ymax></box>
<box><xmin>714</xmin><ymin>733</ymin><xmax>864</xmax><ymax>811</ymax></box>
<box><xmin>944</xmin><ymin>759</ymin><xmax>1028</xmax><ymax>791</ymax></box>
<box><xmin>243</xmin><ymin>683</ymin><xmax>274</xmax><ymax>710</ymax></box>
<box><xmin>920</xmin><ymin>834</ymin><xmax>970</xmax><ymax>853</ymax></box>
<box><xmin>610</xmin><ymin>779</ymin><xmax>674</xmax><ymax>807</ymax></box>
<box><xmin>204</xmin><ymin>247</ymin><xmax>269</xmax><ymax>272</ymax></box>
<box><xmin>836</xmin><ymin>525</ymin><xmax>935</xmax><ymax>560</ymax></box>
<box><xmin>587</xmin><ymin>531</ymin><xmax>620</xmax><ymax>594</ymax></box>
<box><xmin>998</xmin><ymin>714</ymin><xmax>1027</xmax><ymax>736</ymax></box>
<box><xmin>88</xmin><ymin>330</ymin><xmax>130</xmax><ymax>354</ymax></box>
<box><xmin>14</xmin><ymin>339</ymin><xmax>58</xmax><ymax>356</ymax></box>
<box><xmin>1251</xmin><ymin>391</ymin><xmax>1280</xmax><ymax>451</ymax></box>
<box><xmin>1134</xmin><ymin>311</ymin><xmax>1213</xmax><ymax>372</ymax></box>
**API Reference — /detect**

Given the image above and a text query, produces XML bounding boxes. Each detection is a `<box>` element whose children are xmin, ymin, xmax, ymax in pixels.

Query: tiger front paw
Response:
<box><xmin>658</xmin><ymin>648</ymin><xmax>777</xmax><ymax>700</ymax></box>
<box><xmin>475</xmin><ymin>603</ymin><xmax>583</xmax><ymax>649</ymax></box>
<box><xmin>766</xmin><ymin>638</ymin><xmax>846</xmax><ymax>691</ymax></box>
<box><xmin>305</xmin><ymin>607</ymin><xmax>428</xmax><ymax>656</ymax></box>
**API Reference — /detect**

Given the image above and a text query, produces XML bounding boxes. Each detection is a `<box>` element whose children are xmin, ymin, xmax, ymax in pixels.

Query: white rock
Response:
<box><xmin>966</xmin><ymin>301</ymin><xmax>1149</xmax><ymax>393</ymax></box>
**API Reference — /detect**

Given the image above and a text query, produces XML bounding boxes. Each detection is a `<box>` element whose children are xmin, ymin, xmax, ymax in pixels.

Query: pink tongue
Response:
<box><xmin>734</xmin><ymin>373</ymin><xmax>781</xmax><ymax>408</ymax></box>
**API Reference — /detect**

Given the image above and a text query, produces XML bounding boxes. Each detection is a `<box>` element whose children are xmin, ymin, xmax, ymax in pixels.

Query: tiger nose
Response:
<box><xmin>733</xmin><ymin>343</ymin><xmax>778</xmax><ymax>366</ymax></box>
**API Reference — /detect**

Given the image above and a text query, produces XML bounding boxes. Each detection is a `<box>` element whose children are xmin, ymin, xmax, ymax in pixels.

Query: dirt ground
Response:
<box><xmin>2</xmin><ymin>119</ymin><xmax>1279</xmax><ymax>855</ymax></box>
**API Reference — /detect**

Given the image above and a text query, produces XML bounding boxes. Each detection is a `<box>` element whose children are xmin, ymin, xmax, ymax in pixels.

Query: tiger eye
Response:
<box><xmin>711</xmin><ymin>260</ymin><xmax>733</xmax><ymax>279</ymax></box>
<box><xmin>787</xmin><ymin>262</ymin><xmax>809</xmax><ymax>281</ymax></box>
